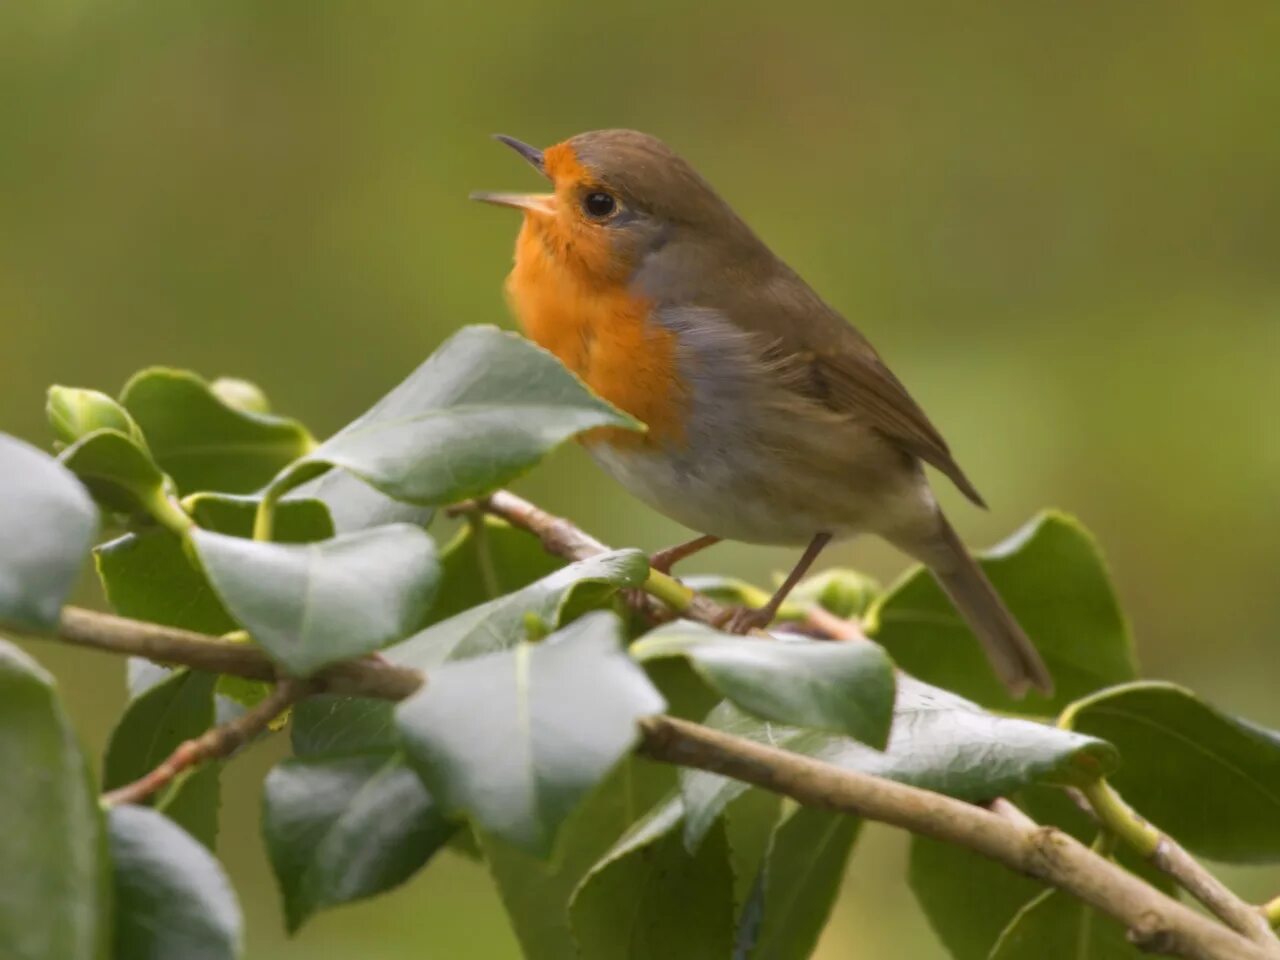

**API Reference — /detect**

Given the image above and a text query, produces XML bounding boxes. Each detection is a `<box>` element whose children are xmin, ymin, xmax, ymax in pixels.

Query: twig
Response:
<box><xmin>638</xmin><ymin>714</ymin><xmax>1280</xmax><ymax>960</ymax></box>
<box><xmin>53</xmin><ymin>606</ymin><xmax>422</xmax><ymax>700</ymax></box>
<box><xmin>102</xmin><ymin>677</ymin><xmax>310</xmax><ymax>807</ymax></box>
<box><xmin>1081</xmin><ymin>779</ymin><xmax>1277</xmax><ymax>945</ymax></box>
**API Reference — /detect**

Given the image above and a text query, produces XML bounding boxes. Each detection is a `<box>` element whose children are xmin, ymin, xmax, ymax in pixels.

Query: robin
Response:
<box><xmin>472</xmin><ymin>129</ymin><xmax>1052</xmax><ymax>697</ymax></box>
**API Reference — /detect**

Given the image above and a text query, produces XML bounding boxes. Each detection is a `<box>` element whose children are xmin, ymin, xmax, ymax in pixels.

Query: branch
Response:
<box><xmin>1080</xmin><ymin>780</ymin><xmax>1278</xmax><ymax>945</ymax></box>
<box><xmin>102</xmin><ymin>677</ymin><xmax>310</xmax><ymax>807</ymax></box>
<box><xmin>638</xmin><ymin>715</ymin><xmax>1280</xmax><ymax>960</ymax></box>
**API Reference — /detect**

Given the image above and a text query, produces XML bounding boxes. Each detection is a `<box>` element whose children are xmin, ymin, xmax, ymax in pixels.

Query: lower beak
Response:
<box><xmin>469</xmin><ymin>191</ymin><xmax>556</xmax><ymax>215</ymax></box>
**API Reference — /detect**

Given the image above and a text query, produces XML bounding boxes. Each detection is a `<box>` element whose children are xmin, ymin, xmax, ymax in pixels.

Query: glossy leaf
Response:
<box><xmin>0</xmin><ymin>640</ymin><xmax>107</xmax><ymax>960</ymax></box>
<box><xmin>1063</xmin><ymin>681</ymin><xmax>1280</xmax><ymax>862</ymax></box>
<box><xmin>182</xmin><ymin>491</ymin><xmax>334</xmax><ymax>543</ymax></box>
<box><xmin>191</xmin><ymin>524</ymin><xmax>438</xmax><ymax>676</ymax></box>
<box><xmin>291</xmin><ymin>694</ymin><xmax>398</xmax><ymax>758</ymax></box>
<box><xmin>387</xmin><ymin>548</ymin><xmax>647</xmax><ymax>670</ymax></box>
<box><xmin>108</xmin><ymin>805</ymin><xmax>242</xmax><ymax>960</ymax></box>
<box><xmin>262</xmin><ymin>751</ymin><xmax>454</xmax><ymax>931</ymax></box>
<box><xmin>103</xmin><ymin>668</ymin><xmax>221</xmax><ymax>849</ymax></box>
<box><xmin>479</xmin><ymin>755</ymin><xmax>674</xmax><ymax>959</ymax></box>
<box><xmin>96</xmin><ymin>530</ymin><xmax>235</xmax><ymax>635</ymax></box>
<box><xmin>422</xmin><ymin>516</ymin><xmax>564</xmax><ymax>627</ymax></box>
<box><xmin>0</xmin><ymin>434</ymin><xmax>98</xmax><ymax>630</ymax></box>
<box><xmin>47</xmin><ymin>386</ymin><xmax>145</xmax><ymax>446</ymax></box>
<box><xmin>396</xmin><ymin>613</ymin><xmax>665</xmax><ymax>855</ymax></box>
<box><xmin>988</xmin><ymin>887</ymin><xmax>1142</xmax><ymax>959</ymax></box>
<box><xmin>682</xmin><ymin>678</ymin><xmax>1115</xmax><ymax>848</ymax></box>
<box><xmin>870</xmin><ymin>511</ymin><xmax>1134</xmax><ymax>712</ymax></box>
<box><xmin>121</xmin><ymin>367</ymin><xmax>314</xmax><ymax>494</ymax></box>
<box><xmin>570</xmin><ymin>794</ymin><xmax>735</xmax><ymax>960</ymax></box>
<box><xmin>738</xmin><ymin>806</ymin><xmax>859</xmax><ymax>960</ymax></box>
<box><xmin>287</xmin><ymin>467</ymin><xmax>434</xmax><ymax>535</ymax></box>
<box><xmin>270</xmin><ymin>326</ymin><xmax>637</xmax><ymax>505</ymax></box>
<box><xmin>632</xmin><ymin>620</ymin><xmax>895</xmax><ymax>744</ymax></box>
<box><xmin>58</xmin><ymin>428</ymin><xmax>170</xmax><ymax>517</ymax></box>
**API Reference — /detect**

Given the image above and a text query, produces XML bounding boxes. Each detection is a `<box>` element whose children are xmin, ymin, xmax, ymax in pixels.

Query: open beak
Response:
<box><xmin>470</xmin><ymin>134</ymin><xmax>555</xmax><ymax>214</ymax></box>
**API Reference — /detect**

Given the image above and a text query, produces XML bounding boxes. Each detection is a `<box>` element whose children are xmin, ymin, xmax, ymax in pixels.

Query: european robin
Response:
<box><xmin>472</xmin><ymin>129</ymin><xmax>1052</xmax><ymax>697</ymax></box>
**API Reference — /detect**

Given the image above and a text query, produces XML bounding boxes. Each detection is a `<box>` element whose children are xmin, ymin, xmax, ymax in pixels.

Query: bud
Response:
<box><xmin>46</xmin><ymin>386</ymin><xmax>145</xmax><ymax>446</ymax></box>
<box><xmin>211</xmin><ymin>377</ymin><xmax>271</xmax><ymax>415</ymax></box>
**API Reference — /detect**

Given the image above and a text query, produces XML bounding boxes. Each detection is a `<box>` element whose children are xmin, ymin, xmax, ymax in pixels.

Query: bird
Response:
<box><xmin>471</xmin><ymin>129</ymin><xmax>1052</xmax><ymax>697</ymax></box>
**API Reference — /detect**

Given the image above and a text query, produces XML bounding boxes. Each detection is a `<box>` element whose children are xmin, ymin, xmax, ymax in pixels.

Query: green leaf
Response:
<box><xmin>96</xmin><ymin>530</ymin><xmax>235</xmax><ymax>635</ymax></box>
<box><xmin>182</xmin><ymin>491</ymin><xmax>334</xmax><ymax>543</ymax></box>
<box><xmin>1063</xmin><ymin>681</ymin><xmax>1280</xmax><ymax>862</ymax></box>
<box><xmin>262</xmin><ymin>750</ymin><xmax>455</xmax><ymax>932</ymax></box>
<box><xmin>738</xmin><ymin>805</ymin><xmax>859</xmax><ymax>960</ymax></box>
<box><xmin>47</xmin><ymin>386</ymin><xmax>146</xmax><ymax>447</ymax></box>
<box><xmin>870</xmin><ymin>511</ymin><xmax>1135</xmax><ymax>712</ymax></box>
<box><xmin>786</xmin><ymin>568</ymin><xmax>880</xmax><ymax>620</ymax></box>
<box><xmin>725</xmin><ymin>789</ymin><xmax>783</xmax><ymax>915</ymax></box>
<box><xmin>0</xmin><ymin>640</ymin><xmax>108</xmax><ymax>960</ymax></box>
<box><xmin>270</xmin><ymin>326</ymin><xmax>637</xmax><ymax>505</ymax></box>
<box><xmin>108</xmin><ymin>805</ymin><xmax>242</xmax><ymax>960</ymax></box>
<box><xmin>0</xmin><ymin>434</ymin><xmax>99</xmax><ymax>630</ymax></box>
<box><xmin>291</xmin><ymin>694</ymin><xmax>398</xmax><ymax>757</ymax></box>
<box><xmin>387</xmin><ymin>548</ymin><xmax>647</xmax><ymax>670</ymax></box>
<box><xmin>58</xmin><ymin>428</ymin><xmax>174</xmax><ymax>519</ymax></box>
<box><xmin>422</xmin><ymin>517</ymin><xmax>565</xmax><ymax>626</ymax></box>
<box><xmin>569</xmin><ymin>794</ymin><xmax>735</xmax><ymax>960</ymax></box>
<box><xmin>682</xmin><ymin>678</ymin><xmax>1115</xmax><ymax>849</ymax></box>
<box><xmin>209</xmin><ymin>377</ymin><xmax>270</xmax><ymax>415</ymax></box>
<box><xmin>121</xmin><ymin>367</ymin><xmax>314</xmax><ymax>494</ymax></box>
<box><xmin>191</xmin><ymin>524</ymin><xmax>438</xmax><ymax>676</ymax></box>
<box><xmin>288</xmin><ymin>468</ymin><xmax>434</xmax><ymax>535</ymax></box>
<box><xmin>103</xmin><ymin>668</ymin><xmax>221</xmax><ymax>849</ymax></box>
<box><xmin>396</xmin><ymin>612</ymin><xmax>665</xmax><ymax>855</ymax></box>
<box><xmin>632</xmin><ymin>621</ymin><xmax>895</xmax><ymax>744</ymax></box>
<box><xmin>988</xmin><ymin>887</ymin><xmax>1142</xmax><ymax>960</ymax></box>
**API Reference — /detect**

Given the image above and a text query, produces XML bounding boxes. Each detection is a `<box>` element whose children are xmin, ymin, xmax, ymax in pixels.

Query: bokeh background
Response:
<box><xmin>4</xmin><ymin>2</ymin><xmax>1279</xmax><ymax>957</ymax></box>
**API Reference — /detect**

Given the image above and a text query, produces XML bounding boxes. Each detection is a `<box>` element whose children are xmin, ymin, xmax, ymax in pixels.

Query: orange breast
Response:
<box><xmin>506</xmin><ymin>217</ymin><xmax>689</xmax><ymax>449</ymax></box>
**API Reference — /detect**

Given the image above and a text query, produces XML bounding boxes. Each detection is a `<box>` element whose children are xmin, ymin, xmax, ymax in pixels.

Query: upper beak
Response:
<box><xmin>470</xmin><ymin>134</ymin><xmax>555</xmax><ymax>214</ymax></box>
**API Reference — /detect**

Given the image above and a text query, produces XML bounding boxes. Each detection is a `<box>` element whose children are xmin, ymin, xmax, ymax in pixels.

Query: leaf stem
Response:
<box><xmin>140</xmin><ymin>487</ymin><xmax>195</xmax><ymax>537</ymax></box>
<box><xmin>469</xmin><ymin>514</ymin><xmax>501</xmax><ymax>599</ymax></box>
<box><xmin>252</xmin><ymin>486</ymin><xmax>281</xmax><ymax>542</ymax></box>
<box><xmin>642</xmin><ymin>569</ymin><xmax>694</xmax><ymax>613</ymax></box>
<box><xmin>1081</xmin><ymin>778</ymin><xmax>1160</xmax><ymax>857</ymax></box>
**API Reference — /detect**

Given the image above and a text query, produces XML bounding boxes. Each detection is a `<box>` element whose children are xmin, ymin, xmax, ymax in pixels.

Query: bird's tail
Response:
<box><xmin>920</xmin><ymin>516</ymin><xmax>1054</xmax><ymax>698</ymax></box>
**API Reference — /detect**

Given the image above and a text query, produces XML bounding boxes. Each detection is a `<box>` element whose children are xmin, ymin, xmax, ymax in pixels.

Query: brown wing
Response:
<box><xmin>742</xmin><ymin>269</ymin><xmax>988</xmax><ymax>508</ymax></box>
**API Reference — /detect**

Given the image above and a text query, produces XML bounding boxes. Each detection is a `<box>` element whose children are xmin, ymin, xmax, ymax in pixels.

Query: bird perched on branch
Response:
<box><xmin>473</xmin><ymin>129</ymin><xmax>1052</xmax><ymax>697</ymax></box>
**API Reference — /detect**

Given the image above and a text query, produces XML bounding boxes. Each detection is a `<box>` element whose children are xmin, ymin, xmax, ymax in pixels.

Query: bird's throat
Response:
<box><xmin>506</xmin><ymin>216</ymin><xmax>689</xmax><ymax>449</ymax></box>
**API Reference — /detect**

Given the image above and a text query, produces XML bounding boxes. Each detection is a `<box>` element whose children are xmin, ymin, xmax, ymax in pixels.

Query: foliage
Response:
<box><xmin>2</xmin><ymin>326</ymin><xmax>1279</xmax><ymax>959</ymax></box>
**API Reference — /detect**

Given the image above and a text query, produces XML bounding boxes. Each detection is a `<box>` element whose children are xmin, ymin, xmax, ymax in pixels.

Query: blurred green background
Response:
<box><xmin>4</xmin><ymin>2</ymin><xmax>1279</xmax><ymax>957</ymax></box>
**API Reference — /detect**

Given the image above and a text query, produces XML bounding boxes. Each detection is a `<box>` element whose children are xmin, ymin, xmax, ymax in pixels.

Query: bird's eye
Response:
<box><xmin>582</xmin><ymin>191</ymin><xmax>617</xmax><ymax>219</ymax></box>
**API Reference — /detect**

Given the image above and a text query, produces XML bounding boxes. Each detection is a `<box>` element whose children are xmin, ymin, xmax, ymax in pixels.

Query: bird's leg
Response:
<box><xmin>649</xmin><ymin>534</ymin><xmax>722</xmax><ymax>574</ymax></box>
<box><xmin>721</xmin><ymin>532</ymin><xmax>833</xmax><ymax>634</ymax></box>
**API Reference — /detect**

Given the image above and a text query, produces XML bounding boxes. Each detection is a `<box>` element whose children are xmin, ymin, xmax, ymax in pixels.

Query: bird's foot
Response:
<box><xmin>717</xmin><ymin>604</ymin><xmax>775</xmax><ymax>635</ymax></box>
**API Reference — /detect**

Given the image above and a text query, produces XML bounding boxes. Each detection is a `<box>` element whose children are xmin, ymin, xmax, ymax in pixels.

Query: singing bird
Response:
<box><xmin>473</xmin><ymin>129</ymin><xmax>1052</xmax><ymax>697</ymax></box>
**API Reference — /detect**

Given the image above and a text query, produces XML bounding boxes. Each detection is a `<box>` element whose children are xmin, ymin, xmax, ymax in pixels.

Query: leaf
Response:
<box><xmin>738</xmin><ymin>805</ymin><xmax>859</xmax><ymax>960</ymax></box>
<box><xmin>96</xmin><ymin>530</ymin><xmax>236</xmax><ymax>635</ymax></box>
<box><xmin>387</xmin><ymin>548</ymin><xmax>647</xmax><ymax>670</ymax></box>
<box><xmin>191</xmin><ymin>524</ymin><xmax>439</xmax><ymax>676</ymax></box>
<box><xmin>182</xmin><ymin>491</ymin><xmax>334</xmax><ymax>543</ymax></box>
<box><xmin>0</xmin><ymin>640</ymin><xmax>108</xmax><ymax>960</ymax></box>
<box><xmin>47</xmin><ymin>386</ymin><xmax>146</xmax><ymax>447</ymax></box>
<box><xmin>570</xmin><ymin>794</ymin><xmax>735</xmax><ymax>960</ymax></box>
<box><xmin>632</xmin><ymin>621</ymin><xmax>895</xmax><ymax>744</ymax></box>
<box><xmin>786</xmin><ymin>568</ymin><xmax>881</xmax><ymax>620</ymax></box>
<box><xmin>108</xmin><ymin>805</ymin><xmax>242</xmax><ymax>960</ymax></box>
<box><xmin>396</xmin><ymin>612</ymin><xmax>666</xmax><ymax>855</ymax></box>
<box><xmin>681</xmin><ymin>678</ymin><xmax>1115</xmax><ymax>849</ymax></box>
<box><xmin>121</xmin><ymin>366</ymin><xmax>314</xmax><ymax>494</ymax></box>
<box><xmin>1063</xmin><ymin>681</ymin><xmax>1280</xmax><ymax>862</ymax></box>
<box><xmin>269</xmin><ymin>326</ymin><xmax>637</xmax><ymax>505</ymax></box>
<box><xmin>0</xmin><ymin>433</ymin><xmax>99</xmax><ymax>630</ymax></box>
<box><xmin>479</xmin><ymin>756</ymin><xmax>674</xmax><ymax>959</ymax></box>
<box><xmin>103</xmin><ymin>668</ymin><xmax>221</xmax><ymax>849</ymax></box>
<box><xmin>988</xmin><ymin>887</ymin><xmax>1142</xmax><ymax>960</ymax></box>
<box><xmin>724</xmin><ymin>789</ymin><xmax>783</xmax><ymax>915</ymax></box>
<box><xmin>262</xmin><ymin>751</ymin><xmax>455</xmax><ymax>932</ymax></box>
<box><xmin>287</xmin><ymin>467</ymin><xmax>434</xmax><ymax>535</ymax></box>
<box><xmin>870</xmin><ymin>511</ymin><xmax>1135</xmax><ymax>712</ymax></box>
<box><xmin>291</xmin><ymin>694</ymin><xmax>398</xmax><ymax>758</ymax></box>
<box><xmin>422</xmin><ymin>516</ymin><xmax>565</xmax><ymax>627</ymax></box>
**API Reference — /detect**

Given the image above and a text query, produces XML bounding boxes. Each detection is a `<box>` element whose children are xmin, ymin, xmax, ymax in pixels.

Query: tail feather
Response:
<box><xmin>925</xmin><ymin>517</ymin><xmax>1054</xmax><ymax>698</ymax></box>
